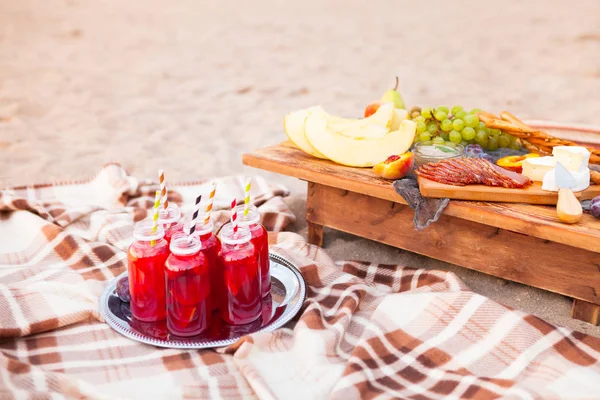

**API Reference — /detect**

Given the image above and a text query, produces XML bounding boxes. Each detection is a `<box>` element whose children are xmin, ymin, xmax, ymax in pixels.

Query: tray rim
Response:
<box><xmin>99</xmin><ymin>251</ymin><xmax>306</xmax><ymax>349</ymax></box>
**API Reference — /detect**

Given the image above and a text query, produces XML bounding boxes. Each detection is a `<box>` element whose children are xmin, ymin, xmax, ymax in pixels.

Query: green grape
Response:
<box><xmin>455</xmin><ymin>110</ymin><xmax>468</xmax><ymax>119</ymax></box>
<box><xmin>416</xmin><ymin>121</ymin><xmax>427</xmax><ymax>133</ymax></box>
<box><xmin>440</xmin><ymin>119</ymin><xmax>453</xmax><ymax>132</ymax></box>
<box><xmin>463</xmin><ymin>114</ymin><xmax>479</xmax><ymax>128</ymax></box>
<box><xmin>437</xmin><ymin>106</ymin><xmax>449</xmax><ymax>114</ymax></box>
<box><xmin>488</xmin><ymin>136</ymin><xmax>499</xmax><ymax>150</ymax></box>
<box><xmin>421</xmin><ymin>107</ymin><xmax>432</xmax><ymax>119</ymax></box>
<box><xmin>509</xmin><ymin>140</ymin><xmax>521</xmax><ymax>150</ymax></box>
<box><xmin>470</xmin><ymin>108</ymin><xmax>482</xmax><ymax>114</ymax></box>
<box><xmin>478</xmin><ymin>121</ymin><xmax>487</xmax><ymax>130</ymax></box>
<box><xmin>427</xmin><ymin>123</ymin><xmax>438</xmax><ymax>134</ymax></box>
<box><xmin>440</xmin><ymin>132</ymin><xmax>450</xmax><ymax>141</ymax></box>
<box><xmin>498</xmin><ymin>134</ymin><xmax>511</xmax><ymax>148</ymax></box>
<box><xmin>475</xmin><ymin>130</ymin><xmax>489</xmax><ymax>147</ymax></box>
<box><xmin>451</xmin><ymin>105</ymin><xmax>463</xmax><ymax>115</ymax></box>
<box><xmin>490</xmin><ymin>129</ymin><xmax>501</xmax><ymax>137</ymax></box>
<box><xmin>432</xmin><ymin>136</ymin><xmax>445</xmax><ymax>144</ymax></box>
<box><xmin>462</xmin><ymin>127</ymin><xmax>476</xmax><ymax>140</ymax></box>
<box><xmin>414</xmin><ymin>115</ymin><xmax>426</xmax><ymax>123</ymax></box>
<box><xmin>452</xmin><ymin>119</ymin><xmax>465</xmax><ymax>131</ymax></box>
<box><xmin>434</xmin><ymin>111</ymin><xmax>447</xmax><ymax>121</ymax></box>
<box><xmin>419</xmin><ymin>132</ymin><xmax>432</xmax><ymax>142</ymax></box>
<box><xmin>449</xmin><ymin>130</ymin><xmax>462</xmax><ymax>143</ymax></box>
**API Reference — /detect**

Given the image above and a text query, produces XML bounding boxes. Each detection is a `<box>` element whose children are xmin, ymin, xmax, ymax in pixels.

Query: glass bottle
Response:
<box><xmin>127</xmin><ymin>220</ymin><xmax>169</xmax><ymax>322</ymax></box>
<box><xmin>236</xmin><ymin>205</ymin><xmax>270</xmax><ymax>297</ymax></box>
<box><xmin>218</xmin><ymin>224</ymin><xmax>261</xmax><ymax>325</ymax></box>
<box><xmin>158</xmin><ymin>204</ymin><xmax>184</xmax><ymax>244</ymax></box>
<box><xmin>165</xmin><ymin>232</ymin><xmax>210</xmax><ymax>336</ymax></box>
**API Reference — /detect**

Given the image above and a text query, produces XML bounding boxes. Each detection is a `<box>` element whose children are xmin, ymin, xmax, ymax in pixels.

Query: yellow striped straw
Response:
<box><xmin>150</xmin><ymin>190</ymin><xmax>161</xmax><ymax>246</ymax></box>
<box><xmin>203</xmin><ymin>182</ymin><xmax>217</xmax><ymax>225</ymax></box>
<box><xmin>243</xmin><ymin>178</ymin><xmax>251</xmax><ymax>217</ymax></box>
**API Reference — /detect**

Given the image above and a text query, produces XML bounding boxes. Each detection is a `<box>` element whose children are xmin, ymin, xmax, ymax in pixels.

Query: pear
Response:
<box><xmin>380</xmin><ymin>77</ymin><xmax>405</xmax><ymax>109</ymax></box>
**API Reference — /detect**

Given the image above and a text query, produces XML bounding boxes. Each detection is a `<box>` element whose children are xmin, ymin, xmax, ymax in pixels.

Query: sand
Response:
<box><xmin>1</xmin><ymin>0</ymin><xmax>600</xmax><ymax>334</ymax></box>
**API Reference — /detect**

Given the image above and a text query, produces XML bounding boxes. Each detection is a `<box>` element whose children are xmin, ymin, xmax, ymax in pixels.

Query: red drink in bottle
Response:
<box><xmin>195</xmin><ymin>218</ymin><xmax>221</xmax><ymax>313</ymax></box>
<box><xmin>218</xmin><ymin>224</ymin><xmax>261</xmax><ymax>325</ymax></box>
<box><xmin>158</xmin><ymin>204</ymin><xmax>183</xmax><ymax>244</ymax></box>
<box><xmin>236</xmin><ymin>205</ymin><xmax>270</xmax><ymax>297</ymax></box>
<box><xmin>165</xmin><ymin>232</ymin><xmax>210</xmax><ymax>336</ymax></box>
<box><xmin>127</xmin><ymin>220</ymin><xmax>169</xmax><ymax>322</ymax></box>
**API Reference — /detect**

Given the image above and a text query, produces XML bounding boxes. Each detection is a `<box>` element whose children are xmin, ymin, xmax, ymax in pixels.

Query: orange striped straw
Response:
<box><xmin>230</xmin><ymin>198</ymin><xmax>238</xmax><ymax>234</ymax></box>
<box><xmin>159</xmin><ymin>170</ymin><xmax>168</xmax><ymax>210</ymax></box>
<box><xmin>203</xmin><ymin>182</ymin><xmax>217</xmax><ymax>225</ymax></box>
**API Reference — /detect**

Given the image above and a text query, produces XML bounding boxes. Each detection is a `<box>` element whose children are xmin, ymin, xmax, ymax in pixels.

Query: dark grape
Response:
<box><xmin>117</xmin><ymin>276</ymin><xmax>131</xmax><ymax>302</ymax></box>
<box><xmin>591</xmin><ymin>196</ymin><xmax>600</xmax><ymax>219</ymax></box>
<box><xmin>464</xmin><ymin>144</ymin><xmax>493</xmax><ymax>162</ymax></box>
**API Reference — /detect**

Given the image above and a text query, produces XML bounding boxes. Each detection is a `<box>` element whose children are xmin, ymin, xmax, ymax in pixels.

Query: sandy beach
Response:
<box><xmin>1</xmin><ymin>0</ymin><xmax>600</xmax><ymax>334</ymax></box>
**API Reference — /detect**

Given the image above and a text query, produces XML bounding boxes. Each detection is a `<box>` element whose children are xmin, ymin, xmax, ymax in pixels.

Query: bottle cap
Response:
<box><xmin>133</xmin><ymin>219</ymin><xmax>165</xmax><ymax>242</ymax></box>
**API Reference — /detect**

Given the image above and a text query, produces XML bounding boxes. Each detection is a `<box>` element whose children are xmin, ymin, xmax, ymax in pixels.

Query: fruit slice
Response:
<box><xmin>390</xmin><ymin>108</ymin><xmax>409</xmax><ymax>131</ymax></box>
<box><xmin>328</xmin><ymin>103</ymin><xmax>395</xmax><ymax>139</ymax></box>
<box><xmin>304</xmin><ymin>115</ymin><xmax>416</xmax><ymax>167</ymax></box>
<box><xmin>283</xmin><ymin>107</ymin><xmax>328</xmax><ymax>159</ymax></box>
<box><xmin>496</xmin><ymin>153</ymin><xmax>540</xmax><ymax>173</ymax></box>
<box><xmin>373</xmin><ymin>152</ymin><xmax>415</xmax><ymax>179</ymax></box>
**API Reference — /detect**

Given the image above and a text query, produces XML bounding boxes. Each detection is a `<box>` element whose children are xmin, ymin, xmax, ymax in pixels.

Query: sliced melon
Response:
<box><xmin>304</xmin><ymin>114</ymin><xmax>416</xmax><ymax>167</ymax></box>
<box><xmin>390</xmin><ymin>108</ymin><xmax>409</xmax><ymax>131</ymax></box>
<box><xmin>283</xmin><ymin>107</ymin><xmax>328</xmax><ymax>159</ymax></box>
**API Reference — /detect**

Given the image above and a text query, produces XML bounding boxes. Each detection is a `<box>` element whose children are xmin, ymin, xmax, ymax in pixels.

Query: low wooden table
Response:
<box><xmin>243</xmin><ymin>141</ymin><xmax>600</xmax><ymax>325</ymax></box>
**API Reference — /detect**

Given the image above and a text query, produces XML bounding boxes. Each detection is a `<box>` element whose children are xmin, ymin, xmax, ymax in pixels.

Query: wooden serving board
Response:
<box><xmin>418</xmin><ymin>178</ymin><xmax>600</xmax><ymax>205</ymax></box>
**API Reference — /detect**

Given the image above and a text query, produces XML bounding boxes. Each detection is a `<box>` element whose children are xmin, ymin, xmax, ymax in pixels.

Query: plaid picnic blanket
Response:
<box><xmin>1</xmin><ymin>164</ymin><xmax>600</xmax><ymax>399</ymax></box>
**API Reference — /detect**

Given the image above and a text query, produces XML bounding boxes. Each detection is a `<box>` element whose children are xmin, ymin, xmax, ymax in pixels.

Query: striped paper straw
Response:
<box><xmin>159</xmin><ymin>170</ymin><xmax>168</xmax><ymax>210</ymax></box>
<box><xmin>150</xmin><ymin>190</ymin><xmax>161</xmax><ymax>246</ymax></box>
<box><xmin>203</xmin><ymin>182</ymin><xmax>217</xmax><ymax>225</ymax></box>
<box><xmin>230</xmin><ymin>198</ymin><xmax>238</xmax><ymax>234</ymax></box>
<box><xmin>243</xmin><ymin>178</ymin><xmax>251</xmax><ymax>217</ymax></box>
<box><xmin>189</xmin><ymin>195</ymin><xmax>202</xmax><ymax>237</ymax></box>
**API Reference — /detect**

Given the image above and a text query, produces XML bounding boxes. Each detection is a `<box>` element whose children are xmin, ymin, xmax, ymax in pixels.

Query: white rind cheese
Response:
<box><xmin>542</xmin><ymin>167</ymin><xmax>590</xmax><ymax>192</ymax></box>
<box><xmin>522</xmin><ymin>156</ymin><xmax>556</xmax><ymax>182</ymax></box>
<box><xmin>552</xmin><ymin>146</ymin><xmax>591</xmax><ymax>172</ymax></box>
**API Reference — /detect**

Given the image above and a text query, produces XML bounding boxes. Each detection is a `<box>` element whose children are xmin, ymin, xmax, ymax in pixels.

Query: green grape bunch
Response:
<box><xmin>409</xmin><ymin>106</ymin><xmax>521</xmax><ymax>151</ymax></box>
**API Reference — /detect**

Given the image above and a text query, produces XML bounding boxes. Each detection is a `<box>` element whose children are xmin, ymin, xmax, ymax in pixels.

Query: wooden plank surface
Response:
<box><xmin>418</xmin><ymin>178</ymin><xmax>600</xmax><ymax>205</ymax></box>
<box><xmin>307</xmin><ymin>184</ymin><xmax>600</xmax><ymax>307</ymax></box>
<box><xmin>242</xmin><ymin>142</ymin><xmax>600</xmax><ymax>252</ymax></box>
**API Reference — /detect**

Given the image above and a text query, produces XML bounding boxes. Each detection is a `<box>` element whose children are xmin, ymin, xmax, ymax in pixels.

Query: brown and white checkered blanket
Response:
<box><xmin>1</xmin><ymin>164</ymin><xmax>600</xmax><ymax>399</ymax></box>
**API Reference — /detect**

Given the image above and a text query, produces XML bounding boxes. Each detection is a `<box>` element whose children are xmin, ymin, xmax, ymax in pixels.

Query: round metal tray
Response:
<box><xmin>99</xmin><ymin>252</ymin><xmax>306</xmax><ymax>349</ymax></box>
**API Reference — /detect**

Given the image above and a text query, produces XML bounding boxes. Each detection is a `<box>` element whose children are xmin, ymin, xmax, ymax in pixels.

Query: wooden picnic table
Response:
<box><xmin>243</xmin><ymin>141</ymin><xmax>600</xmax><ymax>325</ymax></box>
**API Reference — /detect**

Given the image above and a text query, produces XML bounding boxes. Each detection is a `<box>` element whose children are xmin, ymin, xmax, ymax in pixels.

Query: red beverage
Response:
<box><xmin>195</xmin><ymin>219</ymin><xmax>222</xmax><ymax>313</ymax></box>
<box><xmin>127</xmin><ymin>220</ymin><xmax>169</xmax><ymax>322</ymax></box>
<box><xmin>165</xmin><ymin>233</ymin><xmax>210</xmax><ymax>336</ymax></box>
<box><xmin>158</xmin><ymin>204</ymin><xmax>183</xmax><ymax>244</ymax></box>
<box><xmin>236</xmin><ymin>205</ymin><xmax>270</xmax><ymax>297</ymax></box>
<box><xmin>218</xmin><ymin>224</ymin><xmax>261</xmax><ymax>325</ymax></box>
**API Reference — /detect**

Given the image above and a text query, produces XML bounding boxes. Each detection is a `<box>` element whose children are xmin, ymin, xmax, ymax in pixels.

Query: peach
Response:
<box><xmin>373</xmin><ymin>152</ymin><xmax>415</xmax><ymax>180</ymax></box>
<box><xmin>496</xmin><ymin>153</ymin><xmax>540</xmax><ymax>173</ymax></box>
<box><xmin>364</xmin><ymin>101</ymin><xmax>381</xmax><ymax>118</ymax></box>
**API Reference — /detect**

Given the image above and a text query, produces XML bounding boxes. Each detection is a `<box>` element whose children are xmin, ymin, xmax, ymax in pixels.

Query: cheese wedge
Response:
<box><xmin>522</xmin><ymin>156</ymin><xmax>556</xmax><ymax>182</ymax></box>
<box><xmin>542</xmin><ymin>167</ymin><xmax>590</xmax><ymax>192</ymax></box>
<box><xmin>552</xmin><ymin>146</ymin><xmax>590</xmax><ymax>172</ymax></box>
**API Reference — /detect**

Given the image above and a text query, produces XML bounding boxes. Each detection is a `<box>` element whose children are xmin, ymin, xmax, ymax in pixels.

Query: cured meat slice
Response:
<box><xmin>416</xmin><ymin>158</ymin><xmax>533</xmax><ymax>189</ymax></box>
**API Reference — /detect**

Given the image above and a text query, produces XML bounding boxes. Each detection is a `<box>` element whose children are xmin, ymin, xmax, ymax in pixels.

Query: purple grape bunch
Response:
<box><xmin>590</xmin><ymin>196</ymin><xmax>600</xmax><ymax>219</ymax></box>
<box><xmin>464</xmin><ymin>144</ymin><xmax>493</xmax><ymax>162</ymax></box>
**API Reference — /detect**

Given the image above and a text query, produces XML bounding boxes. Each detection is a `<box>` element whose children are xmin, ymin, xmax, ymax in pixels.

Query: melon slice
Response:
<box><xmin>304</xmin><ymin>114</ymin><xmax>416</xmax><ymax>167</ymax></box>
<box><xmin>283</xmin><ymin>107</ymin><xmax>328</xmax><ymax>159</ymax></box>
<box><xmin>390</xmin><ymin>108</ymin><xmax>409</xmax><ymax>131</ymax></box>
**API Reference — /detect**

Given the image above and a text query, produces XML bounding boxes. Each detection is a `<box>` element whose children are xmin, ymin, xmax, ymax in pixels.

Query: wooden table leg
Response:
<box><xmin>307</xmin><ymin>221</ymin><xmax>324</xmax><ymax>247</ymax></box>
<box><xmin>571</xmin><ymin>299</ymin><xmax>600</xmax><ymax>325</ymax></box>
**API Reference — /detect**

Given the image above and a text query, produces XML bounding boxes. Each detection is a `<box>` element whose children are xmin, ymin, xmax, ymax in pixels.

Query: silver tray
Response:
<box><xmin>99</xmin><ymin>252</ymin><xmax>306</xmax><ymax>349</ymax></box>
